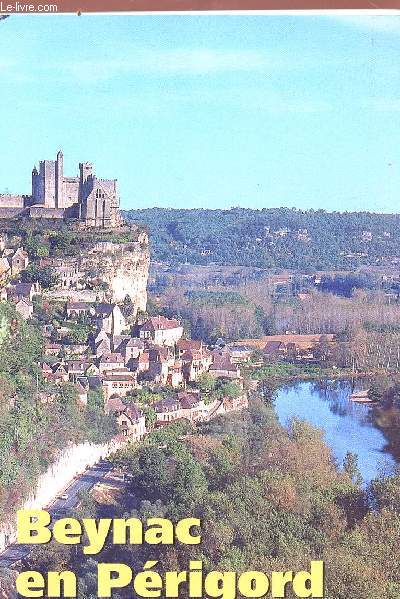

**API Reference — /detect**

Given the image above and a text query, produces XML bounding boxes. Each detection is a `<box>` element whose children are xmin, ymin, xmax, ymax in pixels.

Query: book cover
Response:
<box><xmin>0</xmin><ymin>10</ymin><xmax>399</xmax><ymax>599</ymax></box>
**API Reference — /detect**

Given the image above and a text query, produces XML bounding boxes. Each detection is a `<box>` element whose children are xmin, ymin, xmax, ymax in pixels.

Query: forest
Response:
<box><xmin>0</xmin><ymin>302</ymin><xmax>115</xmax><ymax>525</ymax></box>
<box><xmin>124</xmin><ymin>207</ymin><xmax>400</xmax><ymax>269</ymax></box>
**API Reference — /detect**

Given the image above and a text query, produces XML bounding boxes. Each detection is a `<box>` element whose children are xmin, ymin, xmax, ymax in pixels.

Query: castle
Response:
<box><xmin>0</xmin><ymin>151</ymin><xmax>123</xmax><ymax>228</ymax></box>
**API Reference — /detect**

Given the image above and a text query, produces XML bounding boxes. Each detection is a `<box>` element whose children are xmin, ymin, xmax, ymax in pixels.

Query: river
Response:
<box><xmin>273</xmin><ymin>380</ymin><xmax>397</xmax><ymax>483</ymax></box>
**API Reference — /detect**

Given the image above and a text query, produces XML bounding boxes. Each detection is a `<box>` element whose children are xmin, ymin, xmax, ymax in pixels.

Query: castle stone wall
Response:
<box><xmin>0</xmin><ymin>195</ymin><xmax>24</xmax><ymax>208</ymax></box>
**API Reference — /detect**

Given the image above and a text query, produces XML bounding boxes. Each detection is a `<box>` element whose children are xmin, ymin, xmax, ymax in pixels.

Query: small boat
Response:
<box><xmin>349</xmin><ymin>389</ymin><xmax>376</xmax><ymax>404</ymax></box>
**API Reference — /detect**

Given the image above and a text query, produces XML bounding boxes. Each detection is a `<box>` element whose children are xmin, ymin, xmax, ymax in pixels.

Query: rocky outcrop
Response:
<box><xmin>81</xmin><ymin>231</ymin><xmax>150</xmax><ymax>312</ymax></box>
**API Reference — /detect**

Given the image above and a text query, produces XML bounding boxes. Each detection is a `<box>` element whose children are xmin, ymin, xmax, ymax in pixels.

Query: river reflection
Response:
<box><xmin>273</xmin><ymin>380</ymin><xmax>397</xmax><ymax>484</ymax></box>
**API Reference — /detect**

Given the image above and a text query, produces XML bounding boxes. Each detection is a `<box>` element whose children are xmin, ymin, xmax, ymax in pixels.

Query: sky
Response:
<box><xmin>0</xmin><ymin>14</ymin><xmax>399</xmax><ymax>212</ymax></box>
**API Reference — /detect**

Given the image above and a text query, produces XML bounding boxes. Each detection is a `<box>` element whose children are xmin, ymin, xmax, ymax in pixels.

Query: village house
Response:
<box><xmin>145</xmin><ymin>345</ymin><xmax>177</xmax><ymax>385</ymax></box>
<box><xmin>176</xmin><ymin>391</ymin><xmax>207</xmax><ymax>423</ymax></box>
<box><xmin>63</xmin><ymin>343</ymin><xmax>90</xmax><ymax>357</ymax></box>
<box><xmin>167</xmin><ymin>360</ymin><xmax>184</xmax><ymax>388</ymax></box>
<box><xmin>112</xmin><ymin>336</ymin><xmax>145</xmax><ymax>365</ymax></box>
<box><xmin>40</xmin><ymin>362</ymin><xmax>53</xmax><ymax>380</ymax></box>
<box><xmin>66</xmin><ymin>360</ymin><xmax>99</xmax><ymax>381</ymax></box>
<box><xmin>7</xmin><ymin>281</ymin><xmax>40</xmax><ymax>302</ymax></box>
<box><xmin>105</xmin><ymin>395</ymin><xmax>126</xmax><ymax>416</ymax></box>
<box><xmin>44</xmin><ymin>342</ymin><xmax>62</xmax><ymax>356</ymax></box>
<box><xmin>227</xmin><ymin>344</ymin><xmax>253</xmax><ymax>364</ymax></box>
<box><xmin>94</xmin><ymin>303</ymin><xmax>126</xmax><ymax>336</ymax></box>
<box><xmin>14</xmin><ymin>297</ymin><xmax>34</xmax><ymax>320</ymax></box>
<box><xmin>209</xmin><ymin>392</ymin><xmax>249</xmax><ymax>418</ymax></box>
<box><xmin>118</xmin><ymin>404</ymin><xmax>146</xmax><ymax>440</ymax></box>
<box><xmin>263</xmin><ymin>340</ymin><xmax>286</xmax><ymax>359</ymax></box>
<box><xmin>41</xmin><ymin>258</ymin><xmax>82</xmax><ymax>289</ymax></box>
<box><xmin>66</xmin><ymin>301</ymin><xmax>93</xmax><ymax>319</ymax></box>
<box><xmin>66</xmin><ymin>360</ymin><xmax>90</xmax><ymax>379</ymax></box>
<box><xmin>139</xmin><ymin>315</ymin><xmax>183</xmax><ymax>347</ymax></box>
<box><xmin>102</xmin><ymin>370</ymin><xmax>138</xmax><ymax>400</ymax></box>
<box><xmin>42</xmin><ymin>361</ymin><xmax>69</xmax><ymax>384</ymax></box>
<box><xmin>177</xmin><ymin>340</ymin><xmax>212</xmax><ymax>382</ymax></box>
<box><xmin>95</xmin><ymin>337</ymin><xmax>111</xmax><ymax>357</ymax></box>
<box><xmin>154</xmin><ymin>395</ymin><xmax>182</xmax><ymax>424</ymax></box>
<box><xmin>94</xmin><ymin>328</ymin><xmax>109</xmax><ymax>345</ymax></box>
<box><xmin>10</xmin><ymin>248</ymin><xmax>29</xmax><ymax>275</ymax></box>
<box><xmin>134</xmin><ymin>351</ymin><xmax>150</xmax><ymax>373</ymax></box>
<box><xmin>105</xmin><ymin>396</ymin><xmax>146</xmax><ymax>441</ymax></box>
<box><xmin>111</xmin><ymin>334</ymin><xmax>130</xmax><ymax>353</ymax></box>
<box><xmin>98</xmin><ymin>352</ymin><xmax>125</xmax><ymax>375</ymax></box>
<box><xmin>176</xmin><ymin>338</ymin><xmax>204</xmax><ymax>358</ymax></box>
<box><xmin>209</xmin><ymin>350</ymin><xmax>241</xmax><ymax>379</ymax></box>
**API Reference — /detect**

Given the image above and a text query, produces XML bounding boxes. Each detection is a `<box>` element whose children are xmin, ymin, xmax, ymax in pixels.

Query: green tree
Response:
<box><xmin>343</xmin><ymin>451</ymin><xmax>363</xmax><ymax>486</ymax></box>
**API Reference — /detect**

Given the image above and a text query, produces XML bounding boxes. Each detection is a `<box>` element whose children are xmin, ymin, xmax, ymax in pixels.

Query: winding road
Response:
<box><xmin>0</xmin><ymin>459</ymin><xmax>114</xmax><ymax>569</ymax></box>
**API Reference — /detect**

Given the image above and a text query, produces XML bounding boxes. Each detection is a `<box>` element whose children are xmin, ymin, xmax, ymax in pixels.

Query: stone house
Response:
<box><xmin>176</xmin><ymin>391</ymin><xmax>207</xmax><ymax>423</ymax></box>
<box><xmin>209</xmin><ymin>350</ymin><xmax>241</xmax><ymax>379</ymax></box>
<box><xmin>10</xmin><ymin>248</ymin><xmax>29</xmax><ymax>275</ymax></box>
<box><xmin>44</xmin><ymin>342</ymin><xmax>62</xmax><ymax>356</ymax></box>
<box><xmin>227</xmin><ymin>344</ymin><xmax>253</xmax><ymax>364</ymax></box>
<box><xmin>180</xmin><ymin>347</ymin><xmax>212</xmax><ymax>382</ymax></box>
<box><xmin>14</xmin><ymin>298</ymin><xmax>34</xmax><ymax>320</ymax></box>
<box><xmin>106</xmin><ymin>396</ymin><xmax>146</xmax><ymax>441</ymax></box>
<box><xmin>8</xmin><ymin>281</ymin><xmax>40</xmax><ymax>302</ymax></box>
<box><xmin>139</xmin><ymin>316</ymin><xmax>183</xmax><ymax>347</ymax></box>
<box><xmin>66</xmin><ymin>301</ymin><xmax>93</xmax><ymax>319</ymax></box>
<box><xmin>94</xmin><ymin>303</ymin><xmax>126</xmax><ymax>336</ymax></box>
<box><xmin>154</xmin><ymin>396</ymin><xmax>182</xmax><ymax>424</ymax></box>
<box><xmin>99</xmin><ymin>352</ymin><xmax>125</xmax><ymax>374</ymax></box>
<box><xmin>102</xmin><ymin>370</ymin><xmax>138</xmax><ymax>400</ymax></box>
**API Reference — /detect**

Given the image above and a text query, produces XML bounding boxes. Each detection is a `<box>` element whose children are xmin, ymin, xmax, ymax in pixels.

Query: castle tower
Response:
<box><xmin>55</xmin><ymin>150</ymin><xmax>64</xmax><ymax>208</ymax></box>
<box><xmin>79</xmin><ymin>162</ymin><xmax>93</xmax><ymax>195</ymax></box>
<box><xmin>31</xmin><ymin>166</ymin><xmax>39</xmax><ymax>203</ymax></box>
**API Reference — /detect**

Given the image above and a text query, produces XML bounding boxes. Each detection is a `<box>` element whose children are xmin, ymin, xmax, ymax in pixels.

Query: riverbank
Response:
<box><xmin>248</xmin><ymin>362</ymin><xmax>400</xmax><ymax>383</ymax></box>
<box><xmin>271</xmin><ymin>380</ymin><xmax>397</xmax><ymax>483</ymax></box>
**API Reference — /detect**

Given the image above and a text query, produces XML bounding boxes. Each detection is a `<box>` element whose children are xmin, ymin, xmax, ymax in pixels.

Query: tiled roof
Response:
<box><xmin>141</xmin><ymin>315</ymin><xmax>181</xmax><ymax>331</ymax></box>
<box><xmin>103</xmin><ymin>372</ymin><xmax>136</xmax><ymax>382</ymax></box>
<box><xmin>94</xmin><ymin>303</ymin><xmax>115</xmax><ymax>317</ymax></box>
<box><xmin>100</xmin><ymin>353</ymin><xmax>124</xmax><ymax>363</ymax></box>
<box><xmin>177</xmin><ymin>339</ymin><xmax>202</xmax><ymax>351</ymax></box>
<box><xmin>67</xmin><ymin>302</ymin><xmax>91</xmax><ymax>310</ymax></box>
<box><xmin>124</xmin><ymin>404</ymin><xmax>143</xmax><ymax>422</ymax></box>
<box><xmin>154</xmin><ymin>395</ymin><xmax>180</xmax><ymax>412</ymax></box>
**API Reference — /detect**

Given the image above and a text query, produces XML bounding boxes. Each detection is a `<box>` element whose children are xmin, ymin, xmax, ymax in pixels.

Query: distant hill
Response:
<box><xmin>123</xmin><ymin>207</ymin><xmax>400</xmax><ymax>270</ymax></box>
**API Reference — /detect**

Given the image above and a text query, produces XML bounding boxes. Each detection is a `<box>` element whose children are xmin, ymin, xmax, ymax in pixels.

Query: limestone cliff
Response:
<box><xmin>80</xmin><ymin>231</ymin><xmax>150</xmax><ymax>312</ymax></box>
